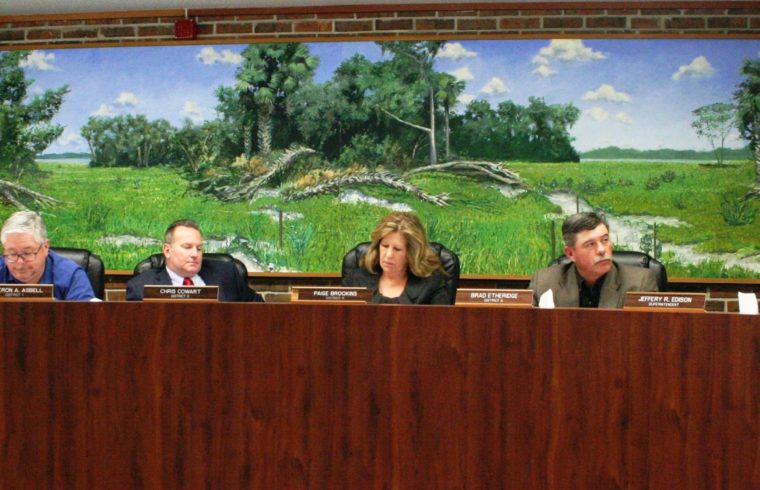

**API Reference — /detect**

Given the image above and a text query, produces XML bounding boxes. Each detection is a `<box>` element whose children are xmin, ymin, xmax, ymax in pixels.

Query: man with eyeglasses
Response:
<box><xmin>529</xmin><ymin>212</ymin><xmax>658</xmax><ymax>308</ymax></box>
<box><xmin>0</xmin><ymin>211</ymin><xmax>95</xmax><ymax>300</ymax></box>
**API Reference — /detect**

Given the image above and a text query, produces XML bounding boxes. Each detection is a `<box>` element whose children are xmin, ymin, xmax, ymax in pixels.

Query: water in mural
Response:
<box><xmin>3</xmin><ymin>38</ymin><xmax>759</xmax><ymax>277</ymax></box>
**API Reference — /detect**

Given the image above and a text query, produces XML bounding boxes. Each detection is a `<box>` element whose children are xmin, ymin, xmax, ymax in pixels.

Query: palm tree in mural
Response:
<box><xmin>435</xmin><ymin>73</ymin><xmax>465</xmax><ymax>161</ymax></box>
<box><xmin>734</xmin><ymin>58</ymin><xmax>760</xmax><ymax>199</ymax></box>
<box><xmin>378</xmin><ymin>41</ymin><xmax>445</xmax><ymax>165</ymax></box>
<box><xmin>234</xmin><ymin>43</ymin><xmax>318</xmax><ymax>157</ymax></box>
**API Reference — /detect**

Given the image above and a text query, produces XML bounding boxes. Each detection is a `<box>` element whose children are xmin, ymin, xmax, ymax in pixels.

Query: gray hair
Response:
<box><xmin>1</xmin><ymin>211</ymin><xmax>48</xmax><ymax>245</ymax></box>
<box><xmin>562</xmin><ymin>212</ymin><xmax>608</xmax><ymax>247</ymax></box>
<box><xmin>164</xmin><ymin>219</ymin><xmax>202</xmax><ymax>245</ymax></box>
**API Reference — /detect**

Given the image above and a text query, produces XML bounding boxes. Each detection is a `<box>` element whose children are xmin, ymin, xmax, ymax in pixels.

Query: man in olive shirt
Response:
<box><xmin>529</xmin><ymin>212</ymin><xmax>658</xmax><ymax>308</ymax></box>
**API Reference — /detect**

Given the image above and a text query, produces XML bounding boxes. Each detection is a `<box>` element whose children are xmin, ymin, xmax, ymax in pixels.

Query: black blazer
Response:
<box><xmin>341</xmin><ymin>266</ymin><xmax>450</xmax><ymax>305</ymax></box>
<box><xmin>126</xmin><ymin>259</ymin><xmax>263</xmax><ymax>302</ymax></box>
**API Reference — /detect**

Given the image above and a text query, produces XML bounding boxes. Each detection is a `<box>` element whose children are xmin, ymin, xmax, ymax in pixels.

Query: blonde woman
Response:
<box><xmin>341</xmin><ymin>212</ymin><xmax>449</xmax><ymax>304</ymax></box>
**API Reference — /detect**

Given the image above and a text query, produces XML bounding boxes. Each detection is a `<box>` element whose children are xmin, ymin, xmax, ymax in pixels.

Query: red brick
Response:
<box><xmin>586</xmin><ymin>17</ymin><xmax>627</xmax><ymax>28</ymax></box>
<box><xmin>278</xmin><ymin>13</ymin><xmax>316</xmax><ymax>20</ymax></box>
<box><xmin>85</xmin><ymin>18</ymin><xmax>123</xmax><ymax>25</ymax></box>
<box><xmin>334</xmin><ymin>20</ymin><xmax>373</xmax><ymax>32</ymax></box>
<box><xmin>728</xmin><ymin>8</ymin><xmax>760</xmax><ymax>14</ymax></box>
<box><xmin>641</xmin><ymin>9</ymin><xmax>681</xmax><ymax>15</ymax></box>
<box><xmin>446</xmin><ymin>10</ymin><xmax>479</xmax><ymax>17</ymax></box>
<box><xmin>129</xmin><ymin>17</ymin><xmax>160</xmax><ymax>24</ymax></box>
<box><xmin>665</xmin><ymin>17</ymin><xmax>706</xmax><ymax>29</ymax></box>
<box><xmin>316</xmin><ymin>13</ymin><xmax>355</xmax><ymax>19</ymax></box>
<box><xmin>564</xmin><ymin>9</ymin><xmax>601</xmax><ymax>15</ymax></box>
<box><xmin>707</xmin><ymin>17</ymin><xmax>748</xmax><ymax>28</ymax></box>
<box><xmin>376</xmin><ymin>19</ymin><xmax>413</xmax><ymax>30</ymax></box>
<box><xmin>402</xmin><ymin>11</ymin><xmax>434</xmax><ymax>18</ymax></box>
<box><xmin>543</xmin><ymin>17</ymin><xmax>584</xmax><ymax>29</ymax></box>
<box><xmin>217</xmin><ymin>22</ymin><xmax>253</xmax><ymax>34</ymax></box>
<box><xmin>357</xmin><ymin>12</ymin><xmax>396</xmax><ymax>18</ymax></box>
<box><xmin>62</xmin><ymin>29</ymin><xmax>99</xmax><ymax>39</ymax></box>
<box><xmin>415</xmin><ymin>19</ymin><xmax>455</xmax><ymax>30</ymax></box>
<box><xmin>457</xmin><ymin>19</ymin><xmax>497</xmax><ymax>30</ymax></box>
<box><xmin>631</xmin><ymin>18</ymin><xmax>661</xmax><ymax>29</ymax></box>
<box><xmin>683</xmin><ymin>8</ymin><xmax>725</xmax><ymax>15</ymax></box>
<box><xmin>102</xmin><ymin>27</ymin><xmax>136</xmax><ymax>37</ymax></box>
<box><xmin>521</xmin><ymin>9</ymin><xmax>562</xmax><ymax>15</ymax></box>
<box><xmin>500</xmin><ymin>18</ymin><xmax>540</xmax><ymax>29</ymax></box>
<box><xmin>294</xmin><ymin>21</ymin><xmax>333</xmax><ymax>33</ymax></box>
<box><xmin>196</xmin><ymin>24</ymin><xmax>214</xmax><ymax>35</ymax></box>
<box><xmin>606</xmin><ymin>9</ymin><xmax>639</xmax><ymax>15</ymax></box>
<box><xmin>478</xmin><ymin>10</ymin><xmax>511</xmax><ymax>16</ymax></box>
<box><xmin>26</xmin><ymin>29</ymin><xmax>62</xmax><ymax>40</ymax></box>
<box><xmin>8</xmin><ymin>20</ymin><xmax>46</xmax><ymax>27</ymax></box>
<box><xmin>237</xmin><ymin>14</ymin><xmax>275</xmax><ymax>20</ymax></box>
<box><xmin>137</xmin><ymin>25</ymin><xmax>173</xmax><ymax>37</ymax></box>
<box><xmin>46</xmin><ymin>19</ymin><xmax>86</xmax><ymax>26</ymax></box>
<box><xmin>752</xmin><ymin>18</ymin><xmax>760</xmax><ymax>28</ymax></box>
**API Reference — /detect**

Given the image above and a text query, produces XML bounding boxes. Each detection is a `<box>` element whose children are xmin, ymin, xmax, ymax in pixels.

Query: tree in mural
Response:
<box><xmin>377</xmin><ymin>41</ymin><xmax>445</xmax><ymax>165</ymax></box>
<box><xmin>435</xmin><ymin>73</ymin><xmax>465</xmax><ymax>161</ymax></box>
<box><xmin>82</xmin><ymin>114</ymin><xmax>174</xmax><ymax>167</ymax></box>
<box><xmin>0</xmin><ymin>51</ymin><xmax>66</xmax><ymax>208</ymax></box>
<box><xmin>734</xmin><ymin>58</ymin><xmax>760</xmax><ymax>198</ymax></box>
<box><xmin>691</xmin><ymin>102</ymin><xmax>735</xmax><ymax>166</ymax></box>
<box><xmin>234</xmin><ymin>43</ymin><xmax>318</xmax><ymax>157</ymax></box>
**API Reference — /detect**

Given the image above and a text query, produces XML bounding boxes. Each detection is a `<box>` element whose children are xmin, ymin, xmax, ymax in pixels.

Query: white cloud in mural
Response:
<box><xmin>115</xmin><ymin>92</ymin><xmax>141</xmax><ymax>107</ymax></box>
<box><xmin>585</xmin><ymin>106</ymin><xmax>609</xmax><ymax>121</ymax></box>
<box><xmin>438</xmin><ymin>42</ymin><xmax>477</xmax><ymax>60</ymax></box>
<box><xmin>672</xmin><ymin>56</ymin><xmax>715</xmax><ymax>81</ymax></box>
<box><xmin>481</xmin><ymin>77</ymin><xmax>509</xmax><ymax>95</ymax></box>
<box><xmin>615</xmin><ymin>112</ymin><xmax>633</xmax><ymax>124</ymax></box>
<box><xmin>197</xmin><ymin>47</ymin><xmax>244</xmax><ymax>65</ymax></box>
<box><xmin>532</xmin><ymin>64</ymin><xmax>557</xmax><ymax>78</ymax></box>
<box><xmin>56</xmin><ymin>129</ymin><xmax>87</xmax><ymax>150</ymax></box>
<box><xmin>582</xmin><ymin>84</ymin><xmax>631</xmax><ymax>103</ymax></box>
<box><xmin>458</xmin><ymin>93</ymin><xmax>475</xmax><ymax>106</ymax></box>
<box><xmin>450</xmin><ymin>66</ymin><xmax>474</xmax><ymax>81</ymax></box>
<box><xmin>91</xmin><ymin>104</ymin><xmax>116</xmax><ymax>117</ymax></box>
<box><xmin>533</xmin><ymin>39</ymin><xmax>606</xmax><ymax>64</ymax></box>
<box><xmin>180</xmin><ymin>101</ymin><xmax>206</xmax><ymax>122</ymax></box>
<box><xmin>20</xmin><ymin>50</ymin><xmax>57</xmax><ymax>71</ymax></box>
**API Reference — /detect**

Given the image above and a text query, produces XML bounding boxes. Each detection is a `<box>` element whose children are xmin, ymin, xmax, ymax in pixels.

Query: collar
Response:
<box><xmin>166</xmin><ymin>266</ymin><xmax>205</xmax><ymax>286</ymax></box>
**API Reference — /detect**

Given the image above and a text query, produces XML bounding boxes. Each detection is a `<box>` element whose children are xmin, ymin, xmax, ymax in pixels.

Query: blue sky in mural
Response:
<box><xmin>21</xmin><ymin>39</ymin><xmax>760</xmax><ymax>155</ymax></box>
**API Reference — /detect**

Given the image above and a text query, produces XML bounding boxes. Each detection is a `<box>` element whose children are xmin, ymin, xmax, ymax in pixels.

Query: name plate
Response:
<box><xmin>0</xmin><ymin>283</ymin><xmax>54</xmax><ymax>301</ymax></box>
<box><xmin>143</xmin><ymin>285</ymin><xmax>219</xmax><ymax>302</ymax></box>
<box><xmin>291</xmin><ymin>287</ymin><xmax>371</xmax><ymax>303</ymax></box>
<box><xmin>624</xmin><ymin>292</ymin><xmax>706</xmax><ymax>311</ymax></box>
<box><xmin>456</xmin><ymin>288</ymin><xmax>533</xmax><ymax>307</ymax></box>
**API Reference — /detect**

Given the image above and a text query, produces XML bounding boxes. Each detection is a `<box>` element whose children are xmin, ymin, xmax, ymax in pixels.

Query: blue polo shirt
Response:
<box><xmin>0</xmin><ymin>250</ymin><xmax>95</xmax><ymax>301</ymax></box>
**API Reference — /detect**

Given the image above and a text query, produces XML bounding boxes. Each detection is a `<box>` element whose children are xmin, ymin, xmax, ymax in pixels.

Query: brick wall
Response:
<box><xmin>2</xmin><ymin>2</ymin><xmax>760</xmax><ymax>48</ymax></box>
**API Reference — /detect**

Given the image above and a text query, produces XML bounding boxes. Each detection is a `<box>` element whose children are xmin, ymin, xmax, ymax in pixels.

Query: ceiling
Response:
<box><xmin>1</xmin><ymin>0</ymin><xmax>694</xmax><ymax>17</ymax></box>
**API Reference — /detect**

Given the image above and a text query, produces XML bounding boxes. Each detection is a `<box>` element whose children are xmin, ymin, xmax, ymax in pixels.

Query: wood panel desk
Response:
<box><xmin>1</xmin><ymin>303</ymin><xmax>758</xmax><ymax>488</ymax></box>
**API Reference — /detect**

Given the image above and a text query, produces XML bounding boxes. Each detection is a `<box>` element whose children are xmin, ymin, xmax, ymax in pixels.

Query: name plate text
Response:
<box><xmin>456</xmin><ymin>288</ymin><xmax>533</xmax><ymax>307</ymax></box>
<box><xmin>0</xmin><ymin>283</ymin><xmax>54</xmax><ymax>301</ymax></box>
<box><xmin>624</xmin><ymin>292</ymin><xmax>706</xmax><ymax>311</ymax></box>
<box><xmin>292</xmin><ymin>287</ymin><xmax>370</xmax><ymax>303</ymax></box>
<box><xmin>143</xmin><ymin>285</ymin><xmax>219</xmax><ymax>302</ymax></box>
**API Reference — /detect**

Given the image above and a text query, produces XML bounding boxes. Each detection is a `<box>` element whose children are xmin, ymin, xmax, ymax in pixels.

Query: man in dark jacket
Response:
<box><xmin>126</xmin><ymin>219</ymin><xmax>262</xmax><ymax>302</ymax></box>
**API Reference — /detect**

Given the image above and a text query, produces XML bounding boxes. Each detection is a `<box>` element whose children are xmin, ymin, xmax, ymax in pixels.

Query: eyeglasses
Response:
<box><xmin>3</xmin><ymin>244</ymin><xmax>43</xmax><ymax>263</ymax></box>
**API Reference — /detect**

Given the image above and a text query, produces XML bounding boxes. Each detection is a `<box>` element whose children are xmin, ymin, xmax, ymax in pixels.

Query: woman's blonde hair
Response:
<box><xmin>363</xmin><ymin>212</ymin><xmax>442</xmax><ymax>278</ymax></box>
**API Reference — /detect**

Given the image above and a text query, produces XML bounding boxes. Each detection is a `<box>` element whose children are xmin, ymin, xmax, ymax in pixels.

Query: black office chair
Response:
<box><xmin>133</xmin><ymin>252</ymin><xmax>250</xmax><ymax>281</ymax></box>
<box><xmin>51</xmin><ymin>246</ymin><xmax>106</xmax><ymax>299</ymax></box>
<box><xmin>549</xmin><ymin>250</ymin><xmax>668</xmax><ymax>292</ymax></box>
<box><xmin>342</xmin><ymin>241</ymin><xmax>460</xmax><ymax>304</ymax></box>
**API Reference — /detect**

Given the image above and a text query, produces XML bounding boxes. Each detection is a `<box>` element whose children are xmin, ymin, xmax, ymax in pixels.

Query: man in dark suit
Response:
<box><xmin>126</xmin><ymin>219</ymin><xmax>262</xmax><ymax>302</ymax></box>
<box><xmin>529</xmin><ymin>212</ymin><xmax>658</xmax><ymax>308</ymax></box>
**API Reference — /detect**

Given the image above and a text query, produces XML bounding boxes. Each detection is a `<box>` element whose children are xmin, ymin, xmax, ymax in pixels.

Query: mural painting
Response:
<box><xmin>1</xmin><ymin>38</ymin><xmax>759</xmax><ymax>277</ymax></box>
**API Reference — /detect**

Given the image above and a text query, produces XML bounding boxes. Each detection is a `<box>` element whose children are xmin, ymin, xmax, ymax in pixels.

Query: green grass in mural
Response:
<box><xmin>2</xmin><ymin>160</ymin><xmax>758</xmax><ymax>278</ymax></box>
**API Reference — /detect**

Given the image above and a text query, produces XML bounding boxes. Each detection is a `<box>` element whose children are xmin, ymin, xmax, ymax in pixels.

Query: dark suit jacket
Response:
<box><xmin>126</xmin><ymin>259</ymin><xmax>263</xmax><ymax>302</ymax></box>
<box><xmin>341</xmin><ymin>266</ymin><xmax>450</xmax><ymax>305</ymax></box>
<box><xmin>529</xmin><ymin>260</ymin><xmax>658</xmax><ymax>308</ymax></box>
